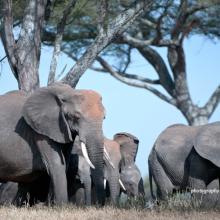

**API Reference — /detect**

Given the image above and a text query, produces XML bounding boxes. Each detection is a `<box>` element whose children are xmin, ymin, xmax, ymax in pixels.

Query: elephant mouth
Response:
<box><xmin>81</xmin><ymin>142</ymin><xmax>115</xmax><ymax>171</ymax></box>
<box><xmin>103</xmin><ymin>178</ymin><xmax>126</xmax><ymax>191</ymax></box>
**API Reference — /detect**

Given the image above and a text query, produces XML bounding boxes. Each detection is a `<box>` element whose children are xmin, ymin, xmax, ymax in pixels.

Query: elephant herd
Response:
<box><xmin>0</xmin><ymin>83</ymin><xmax>144</xmax><ymax>207</ymax></box>
<box><xmin>0</xmin><ymin>82</ymin><xmax>219</xmax><ymax>208</ymax></box>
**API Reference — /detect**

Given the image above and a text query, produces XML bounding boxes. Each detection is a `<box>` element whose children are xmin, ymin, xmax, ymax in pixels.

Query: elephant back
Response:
<box><xmin>154</xmin><ymin>124</ymin><xmax>195</xmax><ymax>155</ymax></box>
<box><xmin>0</xmin><ymin>91</ymin><xmax>27</xmax><ymax>130</ymax></box>
<box><xmin>194</xmin><ymin>122</ymin><xmax>220</xmax><ymax>168</ymax></box>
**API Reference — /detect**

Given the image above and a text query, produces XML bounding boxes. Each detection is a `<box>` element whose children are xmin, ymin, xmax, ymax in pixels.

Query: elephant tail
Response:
<box><xmin>148</xmin><ymin>160</ymin><xmax>156</xmax><ymax>200</ymax></box>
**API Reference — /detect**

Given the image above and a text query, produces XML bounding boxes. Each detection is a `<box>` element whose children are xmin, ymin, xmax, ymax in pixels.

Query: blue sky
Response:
<box><xmin>0</xmin><ymin>36</ymin><xmax>219</xmax><ymax>177</ymax></box>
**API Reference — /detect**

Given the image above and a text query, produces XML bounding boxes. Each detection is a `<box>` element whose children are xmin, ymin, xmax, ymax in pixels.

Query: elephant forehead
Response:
<box><xmin>79</xmin><ymin>90</ymin><xmax>104</xmax><ymax>118</ymax></box>
<box><xmin>104</xmin><ymin>139</ymin><xmax>121</xmax><ymax>160</ymax></box>
<box><xmin>104</xmin><ymin>139</ymin><xmax>120</xmax><ymax>151</ymax></box>
<box><xmin>114</xmin><ymin>132</ymin><xmax>139</xmax><ymax>142</ymax></box>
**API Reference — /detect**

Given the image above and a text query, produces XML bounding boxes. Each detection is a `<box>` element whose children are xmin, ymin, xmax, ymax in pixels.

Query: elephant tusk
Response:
<box><xmin>119</xmin><ymin>179</ymin><xmax>126</xmax><ymax>191</ymax></box>
<box><xmin>81</xmin><ymin>142</ymin><xmax>95</xmax><ymax>169</ymax></box>
<box><xmin>104</xmin><ymin>146</ymin><xmax>115</xmax><ymax>169</ymax></box>
<box><xmin>104</xmin><ymin>179</ymin><xmax>107</xmax><ymax>190</ymax></box>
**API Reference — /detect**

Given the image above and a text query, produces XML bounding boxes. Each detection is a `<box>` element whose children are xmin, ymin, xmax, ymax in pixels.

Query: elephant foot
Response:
<box><xmin>145</xmin><ymin>199</ymin><xmax>158</xmax><ymax>209</ymax></box>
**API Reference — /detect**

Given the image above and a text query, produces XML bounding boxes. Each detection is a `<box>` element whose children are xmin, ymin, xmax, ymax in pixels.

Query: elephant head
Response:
<box><xmin>114</xmin><ymin>132</ymin><xmax>145</xmax><ymax>199</ymax></box>
<box><xmin>22</xmin><ymin>83</ymin><xmax>106</xmax><ymax>205</ymax></box>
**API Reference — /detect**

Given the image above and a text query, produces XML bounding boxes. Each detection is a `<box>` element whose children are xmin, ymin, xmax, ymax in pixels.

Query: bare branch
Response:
<box><xmin>61</xmin><ymin>0</ymin><xmax>153</xmax><ymax>87</ymax></box>
<box><xmin>47</xmin><ymin>0</ymin><xmax>77</xmax><ymax>85</ymax></box>
<box><xmin>56</xmin><ymin>64</ymin><xmax>67</xmax><ymax>81</ymax></box>
<box><xmin>122</xmin><ymin>33</ymin><xmax>154</xmax><ymax>47</ymax></box>
<box><xmin>171</xmin><ymin>0</ymin><xmax>188</xmax><ymax>41</ymax></box>
<box><xmin>121</xmin><ymin>33</ymin><xmax>179</xmax><ymax>47</ymax></box>
<box><xmin>204</xmin><ymin>84</ymin><xmax>220</xmax><ymax>118</ymax></box>
<box><xmin>0</xmin><ymin>55</ymin><xmax>7</xmax><ymax>63</ymax></box>
<box><xmin>62</xmin><ymin>48</ymin><xmax>78</xmax><ymax>62</ymax></box>
<box><xmin>140</xmin><ymin>18</ymin><xmax>156</xmax><ymax>28</ymax></box>
<box><xmin>97</xmin><ymin>56</ymin><xmax>176</xmax><ymax>106</ymax></box>
<box><xmin>133</xmin><ymin>46</ymin><xmax>175</xmax><ymax>96</ymax></box>
<box><xmin>121</xmin><ymin>45</ymin><xmax>132</xmax><ymax>73</ymax></box>
<box><xmin>97</xmin><ymin>0</ymin><xmax>108</xmax><ymax>34</ymax></box>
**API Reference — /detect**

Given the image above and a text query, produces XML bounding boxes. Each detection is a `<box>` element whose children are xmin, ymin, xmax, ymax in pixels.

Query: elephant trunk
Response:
<box><xmin>83</xmin><ymin>175</ymin><xmax>92</xmax><ymax>206</ymax></box>
<box><xmin>138</xmin><ymin>178</ymin><xmax>145</xmax><ymax>197</ymax></box>
<box><xmin>107</xmin><ymin>173</ymin><xmax>120</xmax><ymax>205</ymax></box>
<box><xmin>79</xmin><ymin>126</ymin><xmax>105</xmax><ymax>206</ymax></box>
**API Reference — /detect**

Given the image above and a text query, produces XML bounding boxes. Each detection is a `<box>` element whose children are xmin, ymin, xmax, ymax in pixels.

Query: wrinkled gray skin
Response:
<box><xmin>148</xmin><ymin>122</ymin><xmax>220</xmax><ymax>205</ymax></box>
<box><xmin>0</xmin><ymin>83</ymin><xmax>105</xmax><ymax>206</ymax></box>
<box><xmin>68</xmin><ymin>136</ymin><xmax>121</xmax><ymax>206</ymax></box>
<box><xmin>0</xmin><ymin>175</ymin><xmax>49</xmax><ymax>206</ymax></box>
<box><xmin>114</xmin><ymin>132</ymin><xmax>145</xmax><ymax>200</ymax></box>
<box><xmin>0</xmin><ymin>133</ymin><xmax>144</xmax><ymax>206</ymax></box>
<box><xmin>67</xmin><ymin>136</ymin><xmax>93</xmax><ymax>206</ymax></box>
<box><xmin>70</xmin><ymin>132</ymin><xmax>145</xmax><ymax>206</ymax></box>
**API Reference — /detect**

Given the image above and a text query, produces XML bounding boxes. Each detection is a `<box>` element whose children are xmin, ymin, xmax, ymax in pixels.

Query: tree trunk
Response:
<box><xmin>1</xmin><ymin>0</ymin><xmax>47</xmax><ymax>94</ymax></box>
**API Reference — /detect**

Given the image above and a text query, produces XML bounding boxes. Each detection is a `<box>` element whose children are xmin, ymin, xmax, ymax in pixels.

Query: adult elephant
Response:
<box><xmin>148</xmin><ymin>122</ymin><xmax>220</xmax><ymax>205</ymax></box>
<box><xmin>0</xmin><ymin>83</ymin><xmax>106</xmax><ymax>205</ymax></box>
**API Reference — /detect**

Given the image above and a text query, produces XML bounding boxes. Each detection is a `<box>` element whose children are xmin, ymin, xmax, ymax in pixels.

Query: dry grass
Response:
<box><xmin>1</xmin><ymin>205</ymin><xmax>220</xmax><ymax>220</ymax></box>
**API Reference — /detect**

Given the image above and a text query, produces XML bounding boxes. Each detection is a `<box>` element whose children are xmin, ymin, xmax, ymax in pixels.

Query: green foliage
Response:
<box><xmin>1</xmin><ymin>0</ymin><xmax>220</xmax><ymax>72</ymax></box>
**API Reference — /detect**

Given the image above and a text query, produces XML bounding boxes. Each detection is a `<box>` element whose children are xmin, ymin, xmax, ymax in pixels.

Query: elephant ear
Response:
<box><xmin>22</xmin><ymin>85</ymin><xmax>73</xmax><ymax>143</ymax></box>
<box><xmin>194</xmin><ymin>122</ymin><xmax>220</xmax><ymax>167</ymax></box>
<box><xmin>114</xmin><ymin>132</ymin><xmax>139</xmax><ymax>163</ymax></box>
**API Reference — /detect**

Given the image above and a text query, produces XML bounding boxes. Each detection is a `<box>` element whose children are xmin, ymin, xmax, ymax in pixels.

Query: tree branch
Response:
<box><xmin>0</xmin><ymin>55</ymin><xmax>7</xmax><ymax>63</ymax></box>
<box><xmin>61</xmin><ymin>0</ymin><xmax>153</xmax><ymax>87</ymax></box>
<box><xmin>97</xmin><ymin>56</ymin><xmax>176</xmax><ymax>106</ymax></box>
<box><xmin>97</xmin><ymin>0</ymin><xmax>108</xmax><ymax>34</ymax></box>
<box><xmin>204</xmin><ymin>84</ymin><xmax>220</xmax><ymax>118</ymax></box>
<box><xmin>47</xmin><ymin>0</ymin><xmax>77</xmax><ymax>85</ymax></box>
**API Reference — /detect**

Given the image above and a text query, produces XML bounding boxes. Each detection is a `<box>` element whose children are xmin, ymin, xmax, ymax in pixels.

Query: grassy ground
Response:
<box><xmin>1</xmin><ymin>178</ymin><xmax>220</xmax><ymax>220</ymax></box>
<box><xmin>1</xmin><ymin>206</ymin><xmax>220</xmax><ymax>220</ymax></box>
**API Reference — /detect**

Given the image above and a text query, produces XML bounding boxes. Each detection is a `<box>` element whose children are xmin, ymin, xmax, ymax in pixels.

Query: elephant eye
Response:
<box><xmin>73</xmin><ymin>112</ymin><xmax>81</xmax><ymax>121</ymax></box>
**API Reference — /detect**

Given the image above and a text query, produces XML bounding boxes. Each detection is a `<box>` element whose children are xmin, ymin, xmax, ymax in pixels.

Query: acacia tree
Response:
<box><xmin>0</xmin><ymin>0</ymin><xmax>153</xmax><ymax>93</ymax></box>
<box><xmin>97</xmin><ymin>0</ymin><xmax>220</xmax><ymax>125</ymax></box>
<box><xmin>54</xmin><ymin>0</ymin><xmax>220</xmax><ymax>126</ymax></box>
<box><xmin>1</xmin><ymin>0</ymin><xmax>220</xmax><ymax>125</ymax></box>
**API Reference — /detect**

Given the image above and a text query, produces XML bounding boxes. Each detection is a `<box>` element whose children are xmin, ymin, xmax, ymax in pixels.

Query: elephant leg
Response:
<box><xmin>148</xmin><ymin>150</ymin><xmax>174</xmax><ymax>201</ymax></box>
<box><xmin>75</xmin><ymin>187</ymin><xmax>86</xmax><ymax>206</ymax></box>
<box><xmin>204</xmin><ymin>179</ymin><xmax>220</xmax><ymax>209</ymax></box>
<box><xmin>84</xmin><ymin>177</ymin><xmax>92</xmax><ymax>206</ymax></box>
<box><xmin>37</xmin><ymin>141</ymin><xmax>68</xmax><ymax>205</ymax></box>
<box><xmin>0</xmin><ymin>182</ymin><xmax>18</xmax><ymax>206</ymax></box>
<box><xmin>188</xmin><ymin>152</ymin><xmax>207</xmax><ymax>206</ymax></box>
<box><xmin>13</xmin><ymin>183</ymin><xmax>31</xmax><ymax>207</ymax></box>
